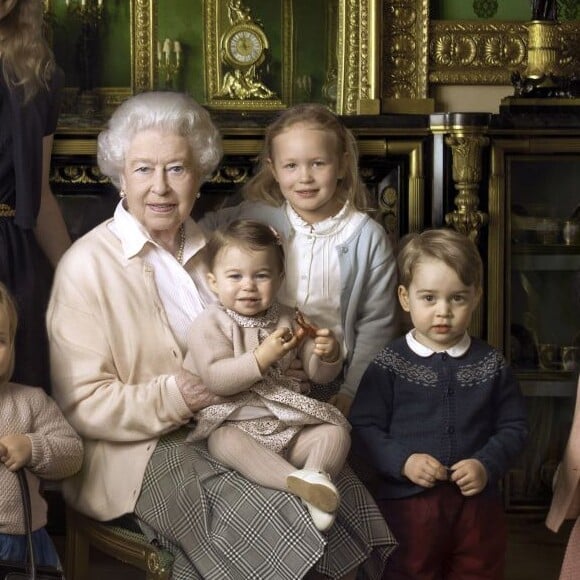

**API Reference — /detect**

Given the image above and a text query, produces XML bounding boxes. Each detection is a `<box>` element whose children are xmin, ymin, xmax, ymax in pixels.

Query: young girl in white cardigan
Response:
<box><xmin>0</xmin><ymin>282</ymin><xmax>83</xmax><ymax>567</ymax></box>
<box><xmin>184</xmin><ymin>220</ymin><xmax>351</xmax><ymax>532</ymax></box>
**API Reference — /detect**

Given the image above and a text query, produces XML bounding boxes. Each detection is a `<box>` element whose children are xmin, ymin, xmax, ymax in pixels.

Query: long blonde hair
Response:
<box><xmin>0</xmin><ymin>0</ymin><xmax>55</xmax><ymax>103</ymax></box>
<box><xmin>242</xmin><ymin>103</ymin><xmax>371</xmax><ymax>211</ymax></box>
<box><xmin>0</xmin><ymin>282</ymin><xmax>18</xmax><ymax>385</ymax></box>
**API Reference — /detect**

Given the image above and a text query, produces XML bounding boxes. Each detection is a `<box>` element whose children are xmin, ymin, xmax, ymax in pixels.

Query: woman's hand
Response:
<box><xmin>254</xmin><ymin>327</ymin><xmax>298</xmax><ymax>372</ymax></box>
<box><xmin>176</xmin><ymin>370</ymin><xmax>226</xmax><ymax>413</ymax></box>
<box><xmin>0</xmin><ymin>434</ymin><xmax>32</xmax><ymax>471</ymax></box>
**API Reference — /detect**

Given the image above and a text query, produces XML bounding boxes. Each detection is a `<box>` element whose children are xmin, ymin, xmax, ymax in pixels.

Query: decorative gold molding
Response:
<box><xmin>338</xmin><ymin>0</ymin><xmax>381</xmax><ymax>114</ymax></box>
<box><xmin>381</xmin><ymin>0</ymin><xmax>429</xmax><ymax>100</ymax></box>
<box><xmin>209</xmin><ymin>166</ymin><xmax>251</xmax><ymax>185</ymax></box>
<box><xmin>429</xmin><ymin>20</ymin><xmax>580</xmax><ymax>85</ymax></box>
<box><xmin>429</xmin><ymin>21</ymin><xmax>527</xmax><ymax>85</ymax></box>
<box><xmin>444</xmin><ymin>133</ymin><xmax>489</xmax><ymax>242</ymax></box>
<box><xmin>133</xmin><ymin>0</ymin><xmax>155</xmax><ymax>93</ymax></box>
<box><xmin>50</xmin><ymin>164</ymin><xmax>109</xmax><ymax>186</ymax></box>
<box><xmin>385</xmin><ymin>140</ymin><xmax>424</xmax><ymax>235</ymax></box>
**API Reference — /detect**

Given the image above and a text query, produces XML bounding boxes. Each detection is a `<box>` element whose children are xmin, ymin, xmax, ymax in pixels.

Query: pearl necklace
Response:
<box><xmin>175</xmin><ymin>224</ymin><xmax>185</xmax><ymax>264</ymax></box>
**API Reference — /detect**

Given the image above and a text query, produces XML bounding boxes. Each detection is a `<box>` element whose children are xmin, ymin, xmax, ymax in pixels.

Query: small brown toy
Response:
<box><xmin>294</xmin><ymin>307</ymin><xmax>318</xmax><ymax>341</ymax></box>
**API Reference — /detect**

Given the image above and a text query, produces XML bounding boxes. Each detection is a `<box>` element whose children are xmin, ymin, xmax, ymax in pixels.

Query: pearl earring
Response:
<box><xmin>119</xmin><ymin>190</ymin><xmax>126</xmax><ymax>199</ymax></box>
<box><xmin>196</xmin><ymin>192</ymin><xmax>201</xmax><ymax>199</ymax></box>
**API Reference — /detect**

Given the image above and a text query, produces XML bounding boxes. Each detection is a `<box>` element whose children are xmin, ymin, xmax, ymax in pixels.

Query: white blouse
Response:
<box><xmin>278</xmin><ymin>201</ymin><xmax>365</xmax><ymax>356</ymax></box>
<box><xmin>109</xmin><ymin>201</ymin><xmax>215</xmax><ymax>354</ymax></box>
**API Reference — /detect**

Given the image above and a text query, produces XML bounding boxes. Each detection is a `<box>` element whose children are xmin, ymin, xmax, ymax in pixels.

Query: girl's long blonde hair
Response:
<box><xmin>0</xmin><ymin>0</ymin><xmax>55</xmax><ymax>103</ymax></box>
<box><xmin>0</xmin><ymin>282</ymin><xmax>18</xmax><ymax>385</ymax></box>
<box><xmin>242</xmin><ymin>103</ymin><xmax>371</xmax><ymax>211</ymax></box>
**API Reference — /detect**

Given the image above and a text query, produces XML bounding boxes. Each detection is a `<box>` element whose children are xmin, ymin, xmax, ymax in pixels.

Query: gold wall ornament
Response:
<box><xmin>526</xmin><ymin>20</ymin><xmax>561</xmax><ymax>79</ymax></box>
<box><xmin>429</xmin><ymin>21</ymin><xmax>527</xmax><ymax>85</ymax></box>
<box><xmin>428</xmin><ymin>19</ymin><xmax>579</xmax><ymax>87</ymax></box>
<box><xmin>444</xmin><ymin>133</ymin><xmax>489</xmax><ymax>243</ymax></box>
<box><xmin>205</xmin><ymin>0</ymin><xmax>283</xmax><ymax>110</ymax></box>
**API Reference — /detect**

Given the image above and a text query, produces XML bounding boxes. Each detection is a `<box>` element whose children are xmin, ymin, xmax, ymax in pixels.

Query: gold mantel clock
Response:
<box><xmin>205</xmin><ymin>0</ymin><xmax>284</xmax><ymax>110</ymax></box>
<box><xmin>222</xmin><ymin>22</ymin><xmax>268</xmax><ymax>69</ymax></box>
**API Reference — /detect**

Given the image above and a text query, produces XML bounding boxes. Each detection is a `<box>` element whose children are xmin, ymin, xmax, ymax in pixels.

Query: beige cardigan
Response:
<box><xmin>47</xmin><ymin>221</ymin><xmax>195</xmax><ymax>520</ymax></box>
<box><xmin>546</xmin><ymin>376</ymin><xmax>580</xmax><ymax>532</ymax></box>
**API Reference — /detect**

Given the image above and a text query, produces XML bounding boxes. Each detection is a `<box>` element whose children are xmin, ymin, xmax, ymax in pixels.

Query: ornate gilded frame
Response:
<box><xmin>44</xmin><ymin>0</ymin><xmax>154</xmax><ymax>112</ymax></box>
<box><xmin>381</xmin><ymin>0</ymin><xmax>429</xmax><ymax>100</ymax></box>
<box><xmin>203</xmin><ymin>0</ymin><xmax>381</xmax><ymax>114</ymax></box>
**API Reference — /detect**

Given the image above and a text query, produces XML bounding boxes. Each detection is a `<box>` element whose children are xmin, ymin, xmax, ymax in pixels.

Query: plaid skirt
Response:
<box><xmin>134</xmin><ymin>429</ymin><xmax>396</xmax><ymax>580</ymax></box>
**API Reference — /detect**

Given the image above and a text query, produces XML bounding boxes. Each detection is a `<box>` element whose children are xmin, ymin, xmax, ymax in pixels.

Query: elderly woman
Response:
<box><xmin>47</xmin><ymin>91</ymin><xmax>395</xmax><ymax>580</ymax></box>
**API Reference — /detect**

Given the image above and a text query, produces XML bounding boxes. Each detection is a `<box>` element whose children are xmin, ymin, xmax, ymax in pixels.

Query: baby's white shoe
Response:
<box><xmin>287</xmin><ymin>468</ymin><xmax>339</xmax><ymax>513</ymax></box>
<box><xmin>302</xmin><ymin>499</ymin><xmax>336</xmax><ymax>533</ymax></box>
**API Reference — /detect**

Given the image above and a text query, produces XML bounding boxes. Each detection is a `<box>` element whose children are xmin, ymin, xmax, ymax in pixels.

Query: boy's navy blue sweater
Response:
<box><xmin>349</xmin><ymin>336</ymin><xmax>529</xmax><ymax>500</ymax></box>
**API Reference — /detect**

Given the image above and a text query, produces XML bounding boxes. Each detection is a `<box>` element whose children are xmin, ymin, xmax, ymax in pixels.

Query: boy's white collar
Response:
<box><xmin>405</xmin><ymin>329</ymin><xmax>471</xmax><ymax>358</ymax></box>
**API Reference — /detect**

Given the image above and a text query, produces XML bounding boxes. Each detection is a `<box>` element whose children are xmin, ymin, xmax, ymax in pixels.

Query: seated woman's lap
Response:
<box><xmin>134</xmin><ymin>428</ymin><xmax>395</xmax><ymax>580</ymax></box>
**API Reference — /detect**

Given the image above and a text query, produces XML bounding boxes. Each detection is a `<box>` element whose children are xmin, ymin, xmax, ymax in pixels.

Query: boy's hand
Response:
<box><xmin>313</xmin><ymin>328</ymin><xmax>340</xmax><ymax>362</ymax></box>
<box><xmin>0</xmin><ymin>434</ymin><xmax>32</xmax><ymax>471</ymax></box>
<box><xmin>403</xmin><ymin>453</ymin><xmax>448</xmax><ymax>488</ymax></box>
<box><xmin>449</xmin><ymin>458</ymin><xmax>488</xmax><ymax>496</ymax></box>
<box><xmin>255</xmin><ymin>327</ymin><xmax>298</xmax><ymax>371</ymax></box>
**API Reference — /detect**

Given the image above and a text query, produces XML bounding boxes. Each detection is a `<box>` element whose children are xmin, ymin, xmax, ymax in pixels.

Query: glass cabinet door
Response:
<box><xmin>489</xmin><ymin>139</ymin><xmax>580</xmax><ymax>510</ymax></box>
<box><xmin>509</xmin><ymin>155</ymin><xmax>580</xmax><ymax>382</ymax></box>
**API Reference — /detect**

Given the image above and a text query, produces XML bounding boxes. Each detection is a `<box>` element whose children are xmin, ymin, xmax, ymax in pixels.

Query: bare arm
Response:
<box><xmin>33</xmin><ymin>134</ymin><xmax>71</xmax><ymax>267</ymax></box>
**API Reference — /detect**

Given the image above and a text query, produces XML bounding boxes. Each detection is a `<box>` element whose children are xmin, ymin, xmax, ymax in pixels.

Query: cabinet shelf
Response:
<box><xmin>512</xmin><ymin>244</ymin><xmax>580</xmax><ymax>255</ymax></box>
<box><xmin>511</xmin><ymin>252</ymin><xmax>580</xmax><ymax>271</ymax></box>
<box><xmin>518</xmin><ymin>373</ymin><xmax>578</xmax><ymax>397</ymax></box>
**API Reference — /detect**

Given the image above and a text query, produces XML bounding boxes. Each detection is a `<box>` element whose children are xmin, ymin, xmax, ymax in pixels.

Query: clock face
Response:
<box><xmin>223</xmin><ymin>23</ymin><xmax>268</xmax><ymax>68</ymax></box>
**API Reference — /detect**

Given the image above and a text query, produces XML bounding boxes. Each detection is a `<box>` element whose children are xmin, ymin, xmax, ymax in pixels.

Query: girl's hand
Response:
<box><xmin>328</xmin><ymin>393</ymin><xmax>353</xmax><ymax>416</ymax></box>
<box><xmin>449</xmin><ymin>459</ymin><xmax>488</xmax><ymax>496</ymax></box>
<box><xmin>403</xmin><ymin>453</ymin><xmax>448</xmax><ymax>488</ymax></box>
<box><xmin>254</xmin><ymin>327</ymin><xmax>298</xmax><ymax>372</ymax></box>
<box><xmin>313</xmin><ymin>328</ymin><xmax>340</xmax><ymax>362</ymax></box>
<box><xmin>0</xmin><ymin>434</ymin><xmax>32</xmax><ymax>471</ymax></box>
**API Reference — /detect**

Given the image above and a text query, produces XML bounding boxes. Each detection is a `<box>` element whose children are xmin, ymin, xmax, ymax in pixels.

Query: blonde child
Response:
<box><xmin>0</xmin><ymin>282</ymin><xmax>83</xmax><ymax>567</ymax></box>
<box><xmin>349</xmin><ymin>228</ymin><xmax>529</xmax><ymax>579</ymax></box>
<box><xmin>184</xmin><ymin>220</ymin><xmax>351</xmax><ymax>532</ymax></box>
<box><xmin>201</xmin><ymin>103</ymin><xmax>398</xmax><ymax>415</ymax></box>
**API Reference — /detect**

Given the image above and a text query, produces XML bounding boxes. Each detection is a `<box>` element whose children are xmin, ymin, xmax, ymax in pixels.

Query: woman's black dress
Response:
<box><xmin>0</xmin><ymin>68</ymin><xmax>64</xmax><ymax>392</ymax></box>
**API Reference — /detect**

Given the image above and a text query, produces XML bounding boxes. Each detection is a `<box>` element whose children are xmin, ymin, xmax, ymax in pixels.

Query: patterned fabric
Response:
<box><xmin>135</xmin><ymin>429</ymin><xmax>396</xmax><ymax>580</ymax></box>
<box><xmin>225</xmin><ymin>302</ymin><xmax>280</xmax><ymax>329</ymax></box>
